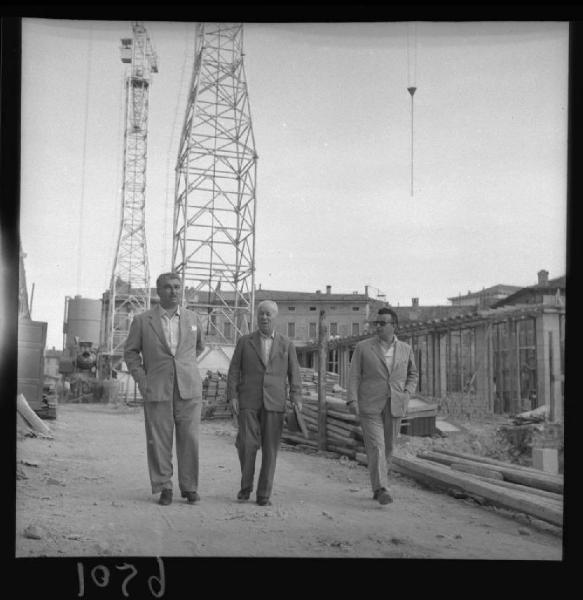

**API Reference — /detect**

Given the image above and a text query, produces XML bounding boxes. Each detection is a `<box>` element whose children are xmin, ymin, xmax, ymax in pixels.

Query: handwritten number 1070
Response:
<box><xmin>77</xmin><ymin>557</ymin><xmax>165</xmax><ymax>597</ymax></box>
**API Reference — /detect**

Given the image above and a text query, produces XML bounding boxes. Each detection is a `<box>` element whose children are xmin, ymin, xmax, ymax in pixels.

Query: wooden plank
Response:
<box><xmin>300</xmin><ymin>413</ymin><xmax>318</xmax><ymax>426</ymax></box>
<box><xmin>327</xmin><ymin>409</ymin><xmax>359</xmax><ymax>422</ymax></box>
<box><xmin>431</xmin><ymin>448</ymin><xmax>562</xmax><ymax>477</ymax></box>
<box><xmin>469</xmin><ymin>473</ymin><xmax>564</xmax><ymax>503</ymax></box>
<box><xmin>317</xmin><ymin>310</ymin><xmax>328</xmax><ymax>451</ymax></box>
<box><xmin>417</xmin><ymin>450</ymin><xmax>563</xmax><ymax>494</ymax></box>
<box><xmin>281</xmin><ymin>433</ymin><xmax>318</xmax><ymax>447</ymax></box>
<box><xmin>393</xmin><ymin>455</ymin><xmax>563</xmax><ymax>527</ymax></box>
<box><xmin>325</xmin><ymin>430</ymin><xmax>358</xmax><ymax>446</ymax></box>
<box><xmin>326</xmin><ymin>418</ymin><xmax>362</xmax><ymax>434</ymax></box>
<box><xmin>326</xmin><ymin>422</ymin><xmax>357</xmax><ymax>439</ymax></box>
<box><xmin>326</xmin><ymin>428</ymin><xmax>359</xmax><ymax>446</ymax></box>
<box><xmin>450</xmin><ymin>463</ymin><xmax>504</xmax><ymax>480</ymax></box>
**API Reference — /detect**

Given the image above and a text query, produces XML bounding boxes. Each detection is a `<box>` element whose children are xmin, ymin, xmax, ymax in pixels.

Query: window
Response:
<box><xmin>352</xmin><ymin>322</ymin><xmax>360</xmax><ymax>336</ymax></box>
<box><xmin>287</xmin><ymin>322</ymin><xmax>295</xmax><ymax>338</ymax></box>
<box><xmin>288</xmin><ymin>306</ymin><xmax>296</xmax><ymax>311</ymax></box>
<box><xmin>352</xmin><ymin>306</ymin><xmax>360</xmax><ymax>311</ymax></box>
<box><xmin>309</xmin><ymin>306</ymin><xmax>317</xmax><ymax>311</ymax></box>
<box><xmin>309</xmin><ymin>322</ymin><xmax>317</xmax><ymax>338</ymax></box>
<box><xmin>330</xmin><ymin>322</ymin><xmax>338</xmax><ymax>336</ymax></box>
<box><xmin>330</xmin><ymin>306</ymin><xmax>337</xmax><ymax>310</ymax></box>
<box><xmin>224</xmin><ymin>321</ymin><xmax>232</xmax><ymax>340</ymax></box>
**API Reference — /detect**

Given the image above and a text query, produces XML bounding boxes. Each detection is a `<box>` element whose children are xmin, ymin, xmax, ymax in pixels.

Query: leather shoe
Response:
<box><xmin>256</xmin><ymin>497</ymin><xmax>272</xmax><ymax>506</ymax></box>
<box><xmin>237</xmin><ymin>489</ymin><xmax>251</xmax><ymax>501</ymax></box>
<box><xmin>158</xmin><ymin>489</ymin><xmax>173</xmax><ymax>506</ymax></box>
<box><xmin>377</xmin><ymin>488</ymin><xmax>393</xmax><ymax>505</ymax></box>
<box><xmin>182</xmin><ymin>491</ymin><xmax>200</xmax><ymax>504</ymax></box>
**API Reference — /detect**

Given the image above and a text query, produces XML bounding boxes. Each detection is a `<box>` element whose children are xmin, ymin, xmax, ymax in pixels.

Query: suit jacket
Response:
<box><xmin>226</xmin><ymin>330</ymin><xmax>302</xmax><ymax>412</ymax></box>
<box><xmin>347</xmin><ymin>336</ymin><xmax>418</xmax><ymax>417</ymax></box>
<box><xmin>123</xmin><ymin>306</ymin><xmax>205</xmax><ymax>402</ymax></box>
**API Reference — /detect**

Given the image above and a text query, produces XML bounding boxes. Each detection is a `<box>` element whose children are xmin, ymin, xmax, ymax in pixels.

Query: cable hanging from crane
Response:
<box><xmin>406</xmin><ymin>22</ymin><xmax>418</xmax><ymax>197</ymax></box>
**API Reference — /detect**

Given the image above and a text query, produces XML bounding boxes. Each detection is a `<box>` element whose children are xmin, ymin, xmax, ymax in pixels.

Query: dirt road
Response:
<box><xmin>15</xmin><ymin>404</ymin><xmax>562</xmax><ymax>559</ymax></box>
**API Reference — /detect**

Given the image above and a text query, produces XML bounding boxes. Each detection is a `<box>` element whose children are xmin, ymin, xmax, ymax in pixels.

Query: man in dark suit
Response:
<box><xmin>347</xmin><ymin>307</ymin><xmax>418</xmax><ymax>505</ymax></box>
<box><xmin>227</xmin><ymin>300</ymin><xmax>302</xmax><ymax>506</ymax></box>
<box><xmin>124</xmin><ymin>272</ymin><xmax>205</xmax><ymax>506</ymax></box>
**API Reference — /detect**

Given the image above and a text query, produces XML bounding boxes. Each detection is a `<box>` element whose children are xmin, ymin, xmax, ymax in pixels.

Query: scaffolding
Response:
<box><xmin>172</xmin><ymin>23</ymin><xmax>257</xmax><ymax>345</ymax></box>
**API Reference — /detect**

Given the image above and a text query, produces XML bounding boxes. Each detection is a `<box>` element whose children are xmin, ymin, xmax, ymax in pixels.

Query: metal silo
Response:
<box><xmin>63</xmin><ymin>295</ymin><xmax>102</xmax><ymax>350</ymax></box>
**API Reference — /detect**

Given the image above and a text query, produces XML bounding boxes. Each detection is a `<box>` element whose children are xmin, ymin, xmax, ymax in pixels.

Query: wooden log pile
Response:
<box><xmin>282</xmin><ymin>393</ymin><xmax>366</xmax><ymax>459</ymax></box>
<box><xmin>299</xmin><ymin>368</ymin><xmax>346</xmax><ymax>399</ymax></box>
<box><xmin>284</xmin><ymin>368</ymin><xmax>440</xmax><ymax>455</ymax></box>
<box><xmin>353</xmin><ymin>447</ymin><xmax>564</xmax><ymax>527</ymax></box>
<box><xmin>201</xmin><ymin>371</ymin><xmax>232</xmax><ymax>420</ymax></box>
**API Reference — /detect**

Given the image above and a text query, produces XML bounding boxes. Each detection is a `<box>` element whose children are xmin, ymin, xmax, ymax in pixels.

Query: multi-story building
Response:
<box><xmin>254</xmin><ymin>285</ymin><xmax>387</xmax><ymax>349</ymax></box>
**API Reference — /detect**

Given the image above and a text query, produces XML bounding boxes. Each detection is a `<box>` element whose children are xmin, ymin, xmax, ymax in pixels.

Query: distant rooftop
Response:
<box><xmin>447</xmin><ymin>284</ymin><xmax>521</xmax><ymax>302</ymax></box>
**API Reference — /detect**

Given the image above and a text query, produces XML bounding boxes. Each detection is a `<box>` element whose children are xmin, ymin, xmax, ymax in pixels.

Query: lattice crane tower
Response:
<box><xmin>172</xmin><ymin>23</ymin><xmax>257</xmax><ymax>344</ymax></box>
<box><xmin>104</xmin><ymin>21</ymin><xmax>158</xmax><ymax>369</ymax></box>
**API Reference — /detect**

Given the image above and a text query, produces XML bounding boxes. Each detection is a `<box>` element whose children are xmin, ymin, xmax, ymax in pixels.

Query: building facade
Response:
<box><xmin>296</xmin><ymin>272</ymin><xmax>566</xmax><ymax>421</ymax></box>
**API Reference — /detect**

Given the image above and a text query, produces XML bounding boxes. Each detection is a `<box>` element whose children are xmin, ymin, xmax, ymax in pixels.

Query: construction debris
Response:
<box><xmin>201</xmin><ymin>371</ymin><xmax>232</xmax><ymax>420</ymax></box>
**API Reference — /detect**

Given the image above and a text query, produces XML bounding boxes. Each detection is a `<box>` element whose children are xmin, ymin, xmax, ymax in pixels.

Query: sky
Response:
<box><xmin>18</xmin><ymin>19</ymin><xmax>569</xmax><ymax>350</ymax></box>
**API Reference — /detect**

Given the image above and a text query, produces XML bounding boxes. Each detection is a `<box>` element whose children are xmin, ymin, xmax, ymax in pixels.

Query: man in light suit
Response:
<box><xmin>124</xmin><ymin>272</ymin><xmax>205</xmax><ymax>506</ymax></box>
<box><xmin>227</xmin><ymin>300</ymin><xmax>302</xmax><ymax>506</ymax></box>
<box><xmin>347</xmin><ymin>307</ymin><xmax>418</xmax><ymax>505</ymax></box>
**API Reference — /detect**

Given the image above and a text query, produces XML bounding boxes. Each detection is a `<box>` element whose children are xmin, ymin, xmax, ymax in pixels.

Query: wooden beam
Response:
<box><xmin>451</xmin><ymin>463</ymin><xmax>504</xmax><ymax>480</ymax></box>
<box><xmin>469</xmin><ymin>473</ymin><xmax>563</xmax><ymax>503</ymax></box>
<box><xmin>429</xmin><ymin>448</ymin><xmax>562</xmax><ymax>477</ymax></box>
<box><xmin>417</xmin><ymin>450</ymin><xmax>563</xmax><ymax>494</ymax></box>
<box><xmin>318</xmin><ymin>309</ymin><xmax>328</xmax><ymax>451</ymax></box>
<box><xmin>392</xmin><ymin>454</ymin><xmax>563</xmax><ymax>527</ymax></box>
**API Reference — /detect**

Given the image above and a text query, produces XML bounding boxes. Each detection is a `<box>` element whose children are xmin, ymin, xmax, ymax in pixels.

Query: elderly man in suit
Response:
<box><xmin>227</xmin><ymin>300</ymin><xmax>302</xmax><ymax>506</ymax></box>
<box><xmin>124</xmin><ymin>272</ymin><xmax>205</xmax><ymax>506</ymax></box>
<box><xmin>347</xmin><ymin>307</ymin><xmax>418</xmax><ymax>505</ymax></box>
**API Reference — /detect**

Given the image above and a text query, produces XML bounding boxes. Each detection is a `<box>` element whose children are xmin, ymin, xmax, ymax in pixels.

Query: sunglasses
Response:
<box><xmin>372</xmin><ymin>320</ymin><xmax>395</xmax><ymax>327</ymax></box>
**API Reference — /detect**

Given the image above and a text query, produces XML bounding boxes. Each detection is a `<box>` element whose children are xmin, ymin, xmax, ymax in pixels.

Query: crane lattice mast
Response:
<box><xmin>103</xmin><ymin>21</ymin><xmax>158</xmax><ymax>369</ymax></box>
<box><xmin>172</xmin><ymin>23</ymin><xmax>258</xmax><ymax>344</ymax></box>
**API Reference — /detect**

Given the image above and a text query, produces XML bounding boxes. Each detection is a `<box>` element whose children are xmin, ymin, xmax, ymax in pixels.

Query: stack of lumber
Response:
<box><xmin>282</xmin><ymin>394</ymin><xmax>366</xmax><ymax>458</ymax></box>
<box><xmin>356</xmin><ymin>447</ymin><xmax>563</xmax><ymax>527</ymax></box>
<box><xmin>299</xmin><ymin>368</ymin><xmax>318</xmax><ymax>395</ymax></box>
<box><xmin>202</xmin><ymin>371</ymin><xmax>232</xmax><ymax>420</ymax></box>
<box><xmin>299</xmin><ymin>368</ymin><xmax>346</xmax><ymax>398</ymax></box>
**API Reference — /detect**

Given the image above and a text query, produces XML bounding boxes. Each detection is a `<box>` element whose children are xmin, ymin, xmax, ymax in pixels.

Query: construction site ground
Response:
<box><xmin>15</xmin><ymin>403</ymin><xmax>562</xmax><ymax>560</ymax></box>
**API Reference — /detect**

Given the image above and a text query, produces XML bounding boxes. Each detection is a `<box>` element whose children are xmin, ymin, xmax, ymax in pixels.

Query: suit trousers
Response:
<box><xmin>359</xmin><ymin>403</ymin><xmax>401</xmax><ymax>493</ymax></box>
<box><xmin>143</xmin><ymin>380</ymin><xmax>201</xmax><ymax>494</ymax></box>
<box><xmin>235</xmin><ymin>407</ymin><xmax>284</xmax><ymax>499</ymax></box>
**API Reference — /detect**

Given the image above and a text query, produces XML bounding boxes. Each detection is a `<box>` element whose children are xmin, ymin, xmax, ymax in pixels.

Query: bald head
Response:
<box><xmin>257</xmin><ymin>300</ymin><xmax>278</xmax><ymax>335</ymax></box>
